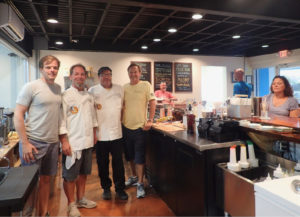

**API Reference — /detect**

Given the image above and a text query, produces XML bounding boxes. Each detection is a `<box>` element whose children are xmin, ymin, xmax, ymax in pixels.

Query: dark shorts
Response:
<box><xmin>19</xmin><ymin>139</ymin><xmax>59</xmax><ymax>176</ymax></box>
<box><xmin>123</xmin><ymin>126</ymin><xmax>146</xmax><ymax>164</ymax></box>
<box><xmin>62</xmin><ymin>148</ymin><xmax>93</xmax><ymax>182</ymax></box>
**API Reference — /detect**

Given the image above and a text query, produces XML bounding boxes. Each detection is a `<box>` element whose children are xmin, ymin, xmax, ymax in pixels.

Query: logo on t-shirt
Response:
<box><xmin>96</xmin><ymin>104</ymin><xmax>102</xmax><ymax>110</ymax></box>
<box><xmin>70</xmin><ymin>106</ymin><xmax>78</xmax><ymax>114</ymax></box>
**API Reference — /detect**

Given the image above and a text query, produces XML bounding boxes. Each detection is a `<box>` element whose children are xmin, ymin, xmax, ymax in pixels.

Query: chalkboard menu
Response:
<box><xmin>131</xmin><ymin>61</ymin><xmax>151</xmax><ymax>83</ymax></box>
<box><xmin>174</xmin><ymin>62</ymin><xmax>192</xmax><ymax>92</ymax></box>
<box><xmin>154</xmin><ymin>62</ymin><xmax>173</xmax><ymax>92</ymax></box>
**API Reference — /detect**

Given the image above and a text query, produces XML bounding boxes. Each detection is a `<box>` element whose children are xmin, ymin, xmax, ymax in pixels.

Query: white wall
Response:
<box><xmin>33</xmin><ymin>50</ymin><xmax>244</xmax><ymax>102</ymax></box>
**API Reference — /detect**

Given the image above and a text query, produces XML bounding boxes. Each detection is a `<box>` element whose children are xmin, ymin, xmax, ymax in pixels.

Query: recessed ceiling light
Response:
<box><xmin>192</xmin><ymin>13</ymin><xmax>203</xmax><ymax>20</ymax></box>
<box><xmin>232</xmin><ymin>35</ymin><xmax>241</xmax><ymax>39</ymax></box>
<box><xmin>55</xmin><ymin>41</ymin><xmax>63</xmax><ymax>45</ymax></box>
<box><xmin>47</xmin><ymin>18</ymin><xmax>58</xmax><ymax>24</ymax></box>
<box><xmin>262</xmin><ymin>44</ymin><xmax>269</xmax><ymax>48</ymax></box>
<box><xmin>153</xmin><ymin>38</ymin><xmax>161</xmax><ymax>42</ymax></box>
<box><xmin>193</xmin><ymin>48</ymin><xmax>199</xmax><ymax>52</ymax></box>
<box><xmin>141</xmin><ymin>45</ymin><xmax>148</xmax><ymax>49</ymax></box>
<box><xmin>168</xmin><ymin>28</ymin><xmax>177</xmax><ymax>33</ymax></box>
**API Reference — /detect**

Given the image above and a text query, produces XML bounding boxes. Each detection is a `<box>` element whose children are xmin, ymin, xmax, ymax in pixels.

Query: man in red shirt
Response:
<box><xmin>154</xmin><ymin>82</ymin><xmax>175</xmax><ymax>104</ymax></box>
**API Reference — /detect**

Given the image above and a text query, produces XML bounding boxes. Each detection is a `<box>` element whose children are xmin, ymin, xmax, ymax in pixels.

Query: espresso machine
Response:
<box><xmin>0</xmin><ymin>107</ymin><xmax>9</xmax><ymax>145</ymax></box>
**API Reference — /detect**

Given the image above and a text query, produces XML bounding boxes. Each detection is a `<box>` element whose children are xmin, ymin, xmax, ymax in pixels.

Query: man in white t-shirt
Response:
<box><xmin>59</xmin><ymin>64</ymin><xmax>98</xmax><ymax>217</ymax></box>
<box><xmin>89</xmin><ymin>66</ymin><xmax>128</xmax><ymax>201</ymax></box>
<box><xmin>14</xmin><ymin>55</ymin><xmax>61</xmax><ymax>216</ymax></box>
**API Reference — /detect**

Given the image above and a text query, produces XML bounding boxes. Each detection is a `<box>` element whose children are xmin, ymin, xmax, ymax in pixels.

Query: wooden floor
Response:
<box><xmin>47</xmin><ymin>152</ymin><xmax>175</xmax><ymax>216</ymax></box>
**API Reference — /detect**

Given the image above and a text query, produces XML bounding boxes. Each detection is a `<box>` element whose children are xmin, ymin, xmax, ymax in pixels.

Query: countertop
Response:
<box><xmin>0</xmin><ymin>164</ymin><xmax>39</xmax><ymax>211</ymax></box>
<box><xmin>152</xmin><ymin>123</ymin><xmax>241</xmax><ymax>151</ymax></box>
<box><xmin>0</xmin><ymin>139</ymin><xmax>18</xmax><ymax>159</ymax></box>
<box><xmin>249</xmin><ymin>115</ymin><xmax>300</xmax><ymax>129</ymax></box>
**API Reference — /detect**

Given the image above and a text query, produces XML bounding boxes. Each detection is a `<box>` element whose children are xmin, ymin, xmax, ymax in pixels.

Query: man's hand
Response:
<box><xmin>22</xmin><ymin>142</ymin><xmax>38</xmax><ymax>163</ymax></box>
<box><xmin>62</xmin><ymin>142</ymin><xmax>72</xmax><ymax>156</ymax></box>
<box><xmin>143</xmin><ymin>120</ymin><xmax>153</xmax><ymax>131</ymax></box>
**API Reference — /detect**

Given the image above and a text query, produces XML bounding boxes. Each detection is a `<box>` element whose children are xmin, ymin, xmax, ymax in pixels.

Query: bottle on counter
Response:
<box><xmin>294</xmin><ymin>160</ymin><xmax>300</xmax><ymax>175</ymax></box>
<box><xmin>273</xmin><ymin>164</ymin><xmax>285</xmax><ymax>179</ymax></box>
<box><xmin>187</xmin><ymin>104</ymin><xmax>195</xmax><ymax>134</ymax></box>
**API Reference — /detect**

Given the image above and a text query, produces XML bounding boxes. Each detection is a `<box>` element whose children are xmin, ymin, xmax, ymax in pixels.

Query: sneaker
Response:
<box><xmin>136</xmin><ymin>183</ymin><xmax>145</xmax><ymax>199</ymax></box>
<box><xmin>116</xmin><ymin>190</ymin><xmax>128</xmax><ymax>200</ymax></box>
<box><xmin>125</xmin><ymin>176</ymin><xmax>138</xmax><ymax>187</ymax></box>
<box><xmin>68</xmin><ymin>202</ymin><xmax>81</xmax><ymax>217</ymax></box>
<box><xmin>77</xmin><ymin>197</ymin><xmax>97</xmax><ymax>209</ymax></box>
<box><xmin>102</xmin><ymin>189</ymin><xmax>112</xmax><ymax>200</ymax></box>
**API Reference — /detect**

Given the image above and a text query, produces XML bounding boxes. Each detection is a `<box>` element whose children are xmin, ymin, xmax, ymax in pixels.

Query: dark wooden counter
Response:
<box><xmin>146</xmin><ymin>126</ymin><xmax>240</xmax><ymax>216</ymax></box>
<box><xmin>240</xmin><ymin>126</ymin><xmax>300</xmax><ymax>143</ymax></box>
<box><xmin>240</xmin><ymin>116</ymin><xmax>300</xmax><ymax>143</ymax></box>
<box><xmin>249</xmin><ymin>115</ymin><xmax>300</xmax><ymax>129</ymax></box>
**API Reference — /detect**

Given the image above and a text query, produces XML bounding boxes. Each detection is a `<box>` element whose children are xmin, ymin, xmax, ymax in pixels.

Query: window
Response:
<box><xmin>0</xmin><ymin>38</ymin><xmax>29</xmax><ymax>108</ymax></box>
<box><xmin>201</xmin><ymin>66</ymin><xmax>227</xmax><ymax>103</ymax></box>
<box><xmin>280</xmin><ymin>66</ymin><xmax>300</xmax><ymax>102</ymax></box>
<box><xmin>254</xmin><ymin>67</ymin><xmax>275</xmax><ymax>97</ymax></box>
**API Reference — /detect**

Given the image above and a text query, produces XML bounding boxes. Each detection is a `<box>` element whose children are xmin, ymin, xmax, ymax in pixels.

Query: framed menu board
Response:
<box><xmin>131</xmin><ymin>61</ymin><xmax>151</xmax><ymax>83</ymax></box>
<box><xmin>174</xmin><ymin>62</ymin><xmax>192</xmax><ymax>92</ymax></box>
<box><xmin>154</xmin><ymin>62</ymin><xmax>173</xmax><ymax>92</ymax></box>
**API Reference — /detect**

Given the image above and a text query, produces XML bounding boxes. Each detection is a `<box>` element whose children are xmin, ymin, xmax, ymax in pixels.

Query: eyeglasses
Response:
<box><xmin>100</xmin><ymin>73</ymin><xmax>112</xmax><ymax>77</ymax></box>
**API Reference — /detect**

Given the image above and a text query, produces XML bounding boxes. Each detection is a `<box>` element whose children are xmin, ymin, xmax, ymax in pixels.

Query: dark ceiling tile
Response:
<box><xmin>130</xmin><ymin>15</ymin><xmax>163</xmax><ymax>29</ymax></box>
<box><xmin>250</xmin><ymin>20</ymin><xmax>275</xmax><ymax>25</ymax></box>
<box><xmin>222</xmin><ymin>24</ymin><xmax>260</xmax><ymax>35</ymax></box>
<box><xmin>225</xmin><ymin>17</ymin><xmax>254</xmax><ymax>23</ymax></box>
<box><xmin>201</xmin><ymin>22</ymin><xmax>239</xmax><ymax>34</ymax></box>
<box><xmin>203</xmin><ymin>14</ymin><xmax>229</xmax><ymax>21</ymax></box>
<box><xmin>181</xmin><ymin>20</ymin><xmax>216</xmax><ymax>32</ymax></box>
<box><xmin>143</xmin><ymin>8</ymin><xmax>173</xmax><ymax>16</ymax></box>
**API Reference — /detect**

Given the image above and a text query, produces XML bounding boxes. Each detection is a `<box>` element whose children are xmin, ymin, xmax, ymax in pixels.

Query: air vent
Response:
<box><xmin>0</xmin><ymin>3</ymin><xmax>24</xmax><ymax>42</ymax></box>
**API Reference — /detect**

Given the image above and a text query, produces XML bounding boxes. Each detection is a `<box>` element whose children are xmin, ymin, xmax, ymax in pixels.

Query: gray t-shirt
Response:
<box><xmin>265</xmin><ymin>93</ymin><xmax>298</xmax><ymax>116</ymax></box>
<box><xmin>16</xmin><ymin>79</ymin><xmax>61</xmax><ymax>143</ymax></box>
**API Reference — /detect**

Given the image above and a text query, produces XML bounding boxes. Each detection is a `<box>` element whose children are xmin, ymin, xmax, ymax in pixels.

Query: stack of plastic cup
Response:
<box><xmin>239</xmin><ymin>144</ymin><xmax>250</xmax><ymax>168</ymax></box>
<box><xmin>247</xmin><ymin>141</ymin><xmax>259</xmax><ymax>167</ymax></box>
<box><xmin>227</xmin><ymin>145</ymin><xmax>241</xmax><ymax>171</ymax></box>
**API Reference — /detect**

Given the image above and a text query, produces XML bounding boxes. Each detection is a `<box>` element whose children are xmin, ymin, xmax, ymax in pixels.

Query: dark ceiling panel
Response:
<box><xmin>181</xmin><ymin>20</ymin><xmax>216</xmax><ymax>32</ymax></box>
<box><xmin>131</xmin><ymin>15</ymin><xmax>163</xmax><ymax>29</ymax></box>
<box><xmin>202</xmin><ymin>14</ymin><xmax>229</xmax><ymax>21</ymax></box>
<box><xmin>6</xmin><ymin>0</ymin><xmax>300</xmax><ymax>56</ymax></box>
<box><xmin>201</xmin><ymin>22</ymin><xmax>238</xmax><ymax>34</ymax></box>
<box><xmin>222</xmin><ymin>24</ymin><xmax>259</xmax><ymax>35</ymax></box>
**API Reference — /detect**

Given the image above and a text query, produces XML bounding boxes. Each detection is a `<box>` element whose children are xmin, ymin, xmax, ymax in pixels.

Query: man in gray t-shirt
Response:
<box><xmin>14</xmin><ymin>55</ymin><xmax>61</xmax><ymax>217</ymax></box>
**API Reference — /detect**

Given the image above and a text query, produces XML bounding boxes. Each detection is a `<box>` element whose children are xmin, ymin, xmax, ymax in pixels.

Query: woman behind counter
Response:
<box><xmin>264</xmin><ymin>75</ymin><xmax>299</xmax><ymax>117</ymax></box>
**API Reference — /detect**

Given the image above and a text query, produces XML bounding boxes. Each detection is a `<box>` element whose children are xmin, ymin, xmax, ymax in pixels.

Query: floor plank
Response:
<box><xmin>48</xmin><ymin>152</ymin><xmax>175</xmax><ymax>216</ymax></box>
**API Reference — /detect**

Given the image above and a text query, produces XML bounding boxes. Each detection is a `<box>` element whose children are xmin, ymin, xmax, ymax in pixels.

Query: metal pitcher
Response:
<box><xmin>252</xmin><ymin>97</ymin><xmax>262</xmax><ymax>117</ymax></box>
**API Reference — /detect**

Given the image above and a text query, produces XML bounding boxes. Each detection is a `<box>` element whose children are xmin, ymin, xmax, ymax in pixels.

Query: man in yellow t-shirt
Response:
<box><xmin>122</xmin><ymin>63</ymin><xmax>156</xmax><ymax>199</ymax></box>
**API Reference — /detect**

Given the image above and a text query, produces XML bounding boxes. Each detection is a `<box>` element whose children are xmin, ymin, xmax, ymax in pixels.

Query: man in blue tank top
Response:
<box><xmin>233</xmin><ymin>68</ymin><xmax>252</xmax><ymax>98</ymax></box>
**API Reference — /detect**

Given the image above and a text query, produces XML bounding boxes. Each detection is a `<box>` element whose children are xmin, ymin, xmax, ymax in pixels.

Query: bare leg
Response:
<box><xmin>63</xmin><ymin>179</ymin><xmax>76</xmax><ymax>205</ymax></box>
<box><xmin>129</xmin><ymin>160</ymin><xmax>136</xmax><ymax>177</ymax></box>
<box><xmin>76</xmin><ymin>174</ymin><xmax>87</xmax><ymax>200</ymax></box>
<box><xmin>38</xmin><ymin>175</ymin><xmax>51</xmax><ymax>216</ymax></box>
<box><xmin>136</xmin><ymin>164</ymin><xmax>144</xmax><ymax>183</ymax></box>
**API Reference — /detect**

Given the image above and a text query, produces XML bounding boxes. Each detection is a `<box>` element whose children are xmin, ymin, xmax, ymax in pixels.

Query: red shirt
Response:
<box><xmin>155</xmin><ymin>90</ymin><xmax>174</xmax><ymax>103</ymax></box>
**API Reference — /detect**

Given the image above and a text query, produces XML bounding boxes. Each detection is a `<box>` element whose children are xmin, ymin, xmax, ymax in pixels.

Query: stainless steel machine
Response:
<box><xmin>0</xmin><ymin>107</ymin><xmax>9</xmax><ymax>145</ymax></box>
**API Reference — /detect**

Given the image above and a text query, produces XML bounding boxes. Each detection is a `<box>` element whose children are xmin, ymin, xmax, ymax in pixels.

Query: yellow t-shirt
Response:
<box><xmin>122</xmin><ymin>81</ymin><xmax>155</xmax><ymax>130</ymax></box>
